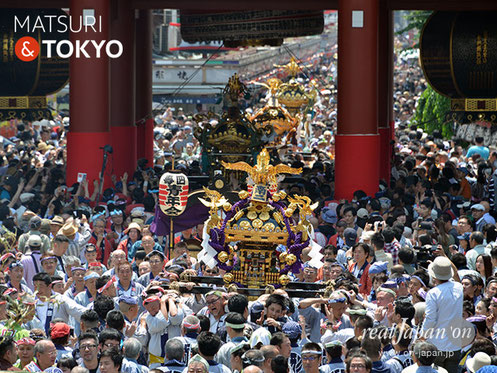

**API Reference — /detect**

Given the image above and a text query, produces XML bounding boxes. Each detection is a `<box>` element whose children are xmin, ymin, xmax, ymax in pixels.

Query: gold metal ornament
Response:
<box><xmin>263</xmin><ymin>222</ymin><xmax>275</xmax><ymax>231</ymax></box>
<box><xmin>234</xmin><ymin>210</ymin><xmax>245</xmax><ymax>221</ymax></box>
<box><xmin>273</xmin><ymin>212</ymin><xmax>283</xmax><ymax>224</ymax></box>
<box><xmin>279</xmin><ymin>252</ymin><xmax>288</xmax><ymax>264</ymax></box>
<box><xmin>223</xmin><ymin>273</ymin><xmax>234</xmax><ymax>284</ymax></box>
<box><xmin>239</xmin><ymin>220</ymin><xmax>251</xmax><ymax>229</ymax></box>
<box><xmin>218</xmin><ymin>251</ymin><xmax>229</xmax><ymax>263</ymax></box>
<box><xmin>286</xmin><ymin>254</ymin><xmax>297</xmax><ymax>265</ymax></box>
<box><xmin>239</xmin><ymin>190</ymin><xmax>250</xmax><ymax>200</ymax></box>
<box><xmin>223</xmin><ymin>202</ymin><xmax>232</xmax><ymax>212</ymax></box>
<box><xmin>252</xmin><ymin>219</ymin><xmax>263</xmax><ymax>229</ymax></box>
<box><xmin>279</xmin><ymin>275</ymin><xmax>291</xmax><ymax>286</ymax></box>
<box><xmin>259</xmin><ymin>211</ymin><xmax>270</xmax><ymax>221</ymax></box>
<box><xmin>215</xmin><ymin>179</ymin><xmax>225</xmax><ymax>189</ymax></box>
<box><xmin>284</xmin><ymin>207</ymin><xmax>295</xmax><ymax>217</ymax></box>
<box><xmin>222</xmin><ymin>148</ymin><xmax>301</xmax><ymax>187</ymax></box>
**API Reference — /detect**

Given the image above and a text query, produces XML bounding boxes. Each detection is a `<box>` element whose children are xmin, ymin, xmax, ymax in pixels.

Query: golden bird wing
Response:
<box><xmin>221</xmin><ymin>161</ymin><xmax>254</xmax><ymax>174</ymax></box>
<box><xmin>202</xmin><ymin>187</ymin><xmax>222</xmax><ymax>198</ymax></box>
<box><xmin>270</xmin><ymin>164</ymin><xmax>302</xmax><ymax>176</ymax></box>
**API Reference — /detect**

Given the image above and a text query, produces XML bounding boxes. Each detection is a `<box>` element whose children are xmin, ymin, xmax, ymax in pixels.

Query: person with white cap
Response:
<box><xmin>473</xmin><ymin>202</ymin><xmax>496</xmax><ymax>232</ymax></box>
<box><xmin>18</xmin><ymin>216</ymin><xmax>50</xmax><ymax>254</ymax></box>
<box><xmin>20</xmin><ymin>235</ymin><xmax>44</xmax><ymax>291</ymax></box>
<box><xmin>471</xmin><ymin>203</ymin><xmax>488</xmax><ymax>233</ymax></box>
<box><xmin>466</xmin><ymin>352</ymin><xmax>491</xmax><ymax>373</ymax></box>
<box><xmin>418</xmin><ymin>256</ymin><xmax>463</xmax><ymax>372</ymax></box>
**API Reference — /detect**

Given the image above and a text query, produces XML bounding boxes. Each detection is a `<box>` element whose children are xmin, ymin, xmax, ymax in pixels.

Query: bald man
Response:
<box><xmin>260</xmin><ymin>345</ymin><xmax>279</xmax><ymax>373</ymax></box>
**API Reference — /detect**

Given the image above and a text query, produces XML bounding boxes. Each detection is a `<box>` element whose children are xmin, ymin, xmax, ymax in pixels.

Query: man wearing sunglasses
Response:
<box><xmin>300</xmin><ymin>342</ymin><xmax>322</xmax><ymax>373</ymax></box>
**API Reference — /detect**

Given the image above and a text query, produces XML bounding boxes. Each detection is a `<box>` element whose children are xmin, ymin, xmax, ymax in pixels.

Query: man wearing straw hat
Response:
<box><xmin>59</xmin><ymin>221</ymin><xmax>91</xmax><ymax>260</ymax></box>
<box><xmin>418</xmin><ymin>256</ymin><xmax>463</xmax><ymax>372</ymax></box>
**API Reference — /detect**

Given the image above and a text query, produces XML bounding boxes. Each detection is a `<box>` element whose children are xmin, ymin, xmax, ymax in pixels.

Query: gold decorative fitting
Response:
<box><xmin>223</xmin><ymin>273</ymin><xmax>234</xmax><ymax>284</ymax></box>
<box><xmin>252</xmin><ymin>219</ymin><xmax>263</xmax><ymax>229</ymax></box>
<box><xmin>274</xmin><ymin>57</ymin><xmax>303</xmax><ymax>78</ymax></box>
<box><xmin>239</xmin><ymin>191</ymin><xmax>250</xmax><ymax>200</ymax></box>
<box><xmin>284</xmin><ymin>206</ymin><xmax>296</xmax><ymax>217</ymax></box>
<box><xmin>260</xmin><ymin>211</ymin><xmax>270</xmax><ymax>221</ymax></box>
<box><xmin>218</xmin><ymin>252</ymin><xmax>229</xmax><ymax>263</ymax></box>
<box><xmin>263</xmin><ymin>222</ymin><xmax>275</xmax><ymax>231</ymax></box>
<box><xmin>279</xmin><ymin>274</ymin><xmax>291</xmax><ymax>286</ymax></box>
<box><xmin>451</xmin><ymin>98</ymin><xmax>497</xmax><ymax>112</ymax></box>
<box><xmin>225</xmin><ymin>229</ymin><xmax>289</xmax><ymax>244</ymax></box>
<box><xmin>0</xmin><ymin>96</ymin><xmax>47</xmax><ymax>109</ymax></box>
<box><xmin>222</xmin><ymin>148</ymin><xmax>301</xmax><ymax>187</ymax></box>
<box><xmin>286</xmin><ymin>254</ymin><xmax>297</xmax><ymax>265</ymax></box>
<box><xmin>279</xmin><ymin>252</ymin><xmax>288</xmax><ymax>263</ymax></box>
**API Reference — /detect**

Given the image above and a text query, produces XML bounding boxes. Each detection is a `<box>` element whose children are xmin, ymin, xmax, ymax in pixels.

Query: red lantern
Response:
<box><xmin>159</xmin><ymin>172</ymin><xmax>189</xmax><ymax>216</ymax></box>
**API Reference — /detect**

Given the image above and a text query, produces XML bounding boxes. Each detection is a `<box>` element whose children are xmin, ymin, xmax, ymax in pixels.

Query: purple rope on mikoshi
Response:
<box><xmin>268</xmin><ymin>199</ymin><xmax>309</xmax><ymax>274</ymax></box>
<box><xmin>219</xmin><ymin>263</ymin><xmax>233</xmax><ymax>271</ymax></box>
<box><xmin>217</xmin><ymin>253</ymin><xmax>238</xmax><ymax>272</ymax></box>
<box><xmin>208</xmin><ymin>197</ymin><xmax>250</xmax><ymax>254</ymax></box>
<box><xmin>268</xmin><ymin>200</ymin><xmax>295</xmax><ymax>242</ymax></box>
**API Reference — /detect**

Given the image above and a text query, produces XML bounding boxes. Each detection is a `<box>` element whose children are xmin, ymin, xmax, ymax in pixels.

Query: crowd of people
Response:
<box><xmin>1</xmin><ymin>33</ymin><xmax>497</xmax><ymax>373</ymax></box>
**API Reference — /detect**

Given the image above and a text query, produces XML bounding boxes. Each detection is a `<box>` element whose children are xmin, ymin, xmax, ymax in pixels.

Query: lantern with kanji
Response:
<box><xmin>159</xmin><ymin>172</ymin><xmax>189</xmax><ymax>216</ymax></box>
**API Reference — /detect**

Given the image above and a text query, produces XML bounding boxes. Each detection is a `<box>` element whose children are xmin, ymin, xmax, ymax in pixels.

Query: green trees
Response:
<box><xmin>398</xmin><ymin>10</ymin><xmax>452</xmax><ymax>136</ymax></box>
<box><xmin>411</xmin><ymin>85</ymin><xmax>452</xmax><ymax>137</ymax></box>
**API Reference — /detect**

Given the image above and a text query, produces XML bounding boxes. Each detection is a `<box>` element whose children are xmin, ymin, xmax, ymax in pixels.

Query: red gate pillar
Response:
<box><xmin>110</xmin><ymin>0</ymin><xmax>137</xmax><ymax>178</ymax></box>
<box><xmin>335</xmin><ymin>0</ymin><xmax>380</xmax><ymax>200</ymax></box>
<box><xmin>67</xmin><ymin>0</ymin><xmax>111</xmax><ymax>187</ymax></box>
<box><xmin>378</xmin><ymin>1</ymin><xmax>394</xmax><ymax>185</ymax></box>
<box><xmin>135</xmin><ymin>10</ymin><xmax>154</xmax><ymax>165</ymax></box>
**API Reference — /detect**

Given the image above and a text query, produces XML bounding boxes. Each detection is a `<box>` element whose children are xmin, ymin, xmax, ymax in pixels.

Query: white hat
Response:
<box><xmin>27</xmin><ymin>235</ymin><xmax>42</xmax><ymax>248</ymax></box>
<box><xmin>428</xmin><ymin>256</ymin><xmax>453</xmax><ymax>281</ymax></box>
<box><xmin>357</xmin><ymin>208</ymin><xmax>369</xmax><ymax>219</ymax></box>
<box><xmin>471</xmin><ymin>203</ymin><xmax>485</xmax><ymax>211</ymax></box>
<box><xmin>19</xmin><ymin>193</ymin><xmax>35</xmax><ymax>204</ymax></box>
<box><xmin>249</xmin><ymin>326</ymin><xmax>271</xmax><ymax>348</ymax></box>
<box><xmin>467</xmin><ymin>352</ymin><xmax>491</xmax><ymax>373</ymax></box>
<box><xmin>360</xmin><ymin>230</ymin><xmax>375</xmax><ymax>242</ymax></box>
